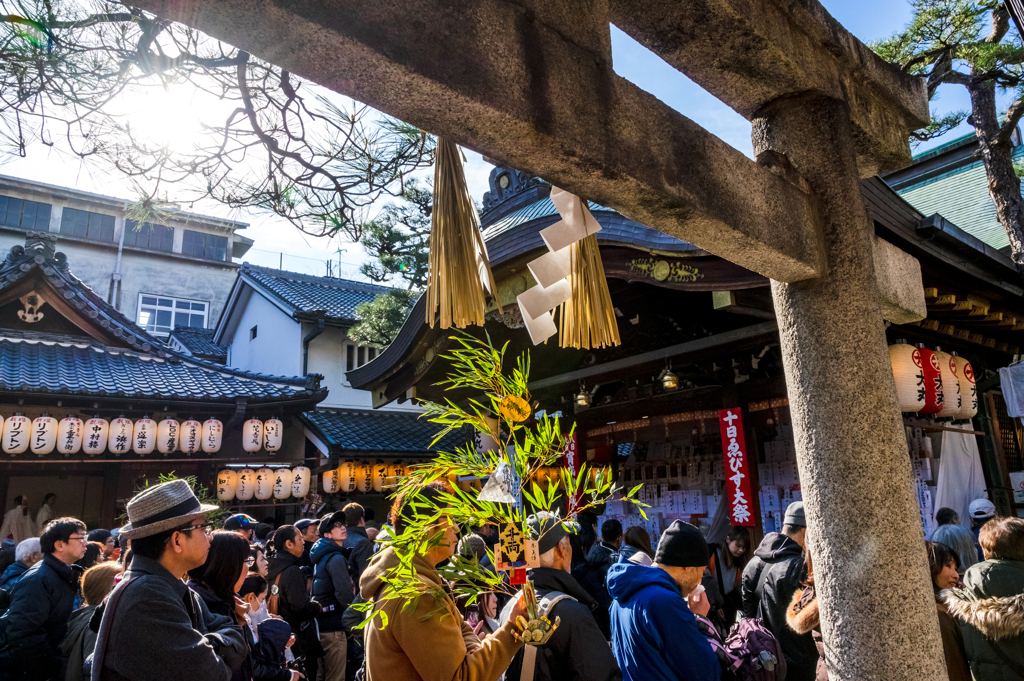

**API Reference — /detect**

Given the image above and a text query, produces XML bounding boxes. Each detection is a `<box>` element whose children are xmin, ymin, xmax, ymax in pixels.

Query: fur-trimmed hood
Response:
<box><xmin>944</xmin><ymin>590</ymin><xmax>1024</xmax><ymax>641</ymax></box>
<box><xmin>787</xmin><ymin>585</ymin><xmax>820</xmax><ymax>635</ymax></box>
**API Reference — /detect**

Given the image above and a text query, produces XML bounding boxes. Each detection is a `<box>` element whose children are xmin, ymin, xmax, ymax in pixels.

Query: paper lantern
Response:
<box><xmin>291</xmin><ymin>467</ymin><xmax>311</xmax><ymax>498</ymax></box>
<box><xmin>157</xmin><ymin>419</ymin><xmax>179</xmax><ymax>454</ymax></box>
<box><xmin>180</xmin><ymin>420</ymin><xmax>201</xmax><ymax>455</ymax></box>
<box><xmin>83</xmin><ymin>417</ymin><xmax>108</xmax><ymax>455</ymax></box>
<box><xmin>243</xmin><ymin>419</ymin><xmax>263</xmax><ymax>452</ymax></box>
<box><xmin>954</xmin><ymin>356</ymin><xmax>978</xmax><ymax>419</ymax></box>
<box><xmin>108</xmin><ymin>417</ymin><xmax>133</xmax><ymax>455</ymax></box>
<box><xmin>133</xmin><ymin>417</ymin><xmax>156</xmax><ymax>455</ymax></box>
<box><xmin>217</xmin><ymin>470</ymin><xmax>238</xmax><ymax>501</ymax></box>
<box><xmin>340</xmin><ymin>462</ymin><xmax>358</xmax><ymax>493</ymax></box>
<box><xmin>254</xmin><ymin>468</ymin><xmax>275</xmax><ymax>500</ymax></box>
<box><xmin>202</xmin><ymin>418</ymin><xmax>223</xmax><ymax>453</ymax></box>
<box><xmin>322</xmin><ymin>468</ymin><xmax>341</xmax><ymax>494</ymax></box>
<box><xmin>917</xmin><ymin>347</ymin><xmax>945</xmax><ymax>415</ymax></box>
<box><xmin>264</xmin><ymin>418</ymin><xmax>283</xmax><ymax>452</ymax></box>
<box><xmin>934</xmin><ymin>351</ymin><xmax>961</xmax><ymax>418</ymax></box>
<box><xmin>273</xmin><ymin>468</ymin><xmax>291</xmax><ymax>500</ymax></box>
<box><xmin>57</xmin><ymin>416</ymin><xmax>83</xmax><ymax>455</ymax></box>
<box><xmin>385</xmin><ymin>463</ymin><xmax>407</xmax><ymax>489</ymax></box>
<box><xmin>236</xmin><ymin>469</ymin><xmax>255</xmax><ymax>500</ymax></box>
<box><xmin>372</xmin><ymin>463</ymin><xmax>388</xmax><ymax>493</ymax></box>
<box><xmin>28</xmin><ymin>415</ymin><xmax>57</xmax><ymax>455</ymax></box>
<box><xmin>2</xmin><ymin>415</ymin><xmax>29</xmax><ymax>454</ymax></box>
<box><xmin>357</xmin><ymin>462</ymin><xmax>374</xmax><ymax>493</ymax></box>
<box><xmin>888</xmin><ymin>344</ymin><xmax>926</xmax><ymax>413</ymax></box>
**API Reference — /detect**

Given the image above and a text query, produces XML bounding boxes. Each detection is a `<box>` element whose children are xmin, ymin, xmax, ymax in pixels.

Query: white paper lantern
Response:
<box><xmin>28</xmin><ymin>415</ymin><xmax>57</xmax><ymax>455</ymax></box>
<box><xmin>3</xmin><ymin>415</ymin><xmax>30</xmax><ymax>454</ymax></box>
<box><xmin>357</xmin><ymin>462</ymin><xmax>374</xmax><ymax>493</ymax></box>
<box><xmin>385</xmin><ymin>463</ymin><xmax>406</xmax><ymax>489</ymax></box>
<box><xmin>372</xmin><ymin>463</ymin><xmax>388</xmax><ymax>493</ymax></box>
<box><xmin>202</xmin><ymin>418</ymin><xmax>223</xmax><ymax>453</ymax></box>
<box><xmin>255</xmin><ymin>467</ymin><xmax>275</xmax><ymax>500</ymax></box>
<box><xmin>954</xmin><ymin>356</ymin><xmax>978</xmax><ymax>419</ymax></box>
<box><xmin>157</xmin><ymin>419</ymin><xmax>179</xmax><ymax>454</ymax></box>
<box><xmin>340</xmin><ymin>462</ymin><xmax>357</xmax><ymax>493</ymax></box>
<box><xmin>57</xmin><ymin>416</ymin><xmax>83</xmax><ymax>455</ymax></box>
<box><xmin>236</xmin><ymin>468</ymin><xmax>255</xmax><ymax>501</ymax></box>
<box><xmin>243</xmin><ymin>419</ymin><xmax>263</xmax><ymax>453</ymax></box>
<box><xmin>108</xmin><ymin>417</ymin><xmax>133</xmax><ymax>455</ymax></box>
<box><xmin>83</xmin><ymin>417</ymin><xmax>108</xmax><ymax>456</ymax></box>
<box><xmin>934</xmin><ymin>351</ymin><xmax>961</xmax><ymax>418</ymax></box>
<box><xmin>264</xmin><ymin>418</ymin><xmax>283</xmax><ymax>452</ymax></box>
<box><xmin>291</xmin><ymin>466</ymin><xmax>311</xmax><ymax>498</ymax></box>
<box><xmin>180</xmin><ymin>420</ymin><xmax>201</xmax><ymax>455</ymax></box>
<box><xmin>888</xmin><ymin>344</ymin><xmax>926</xmax><ymax>413</ymax></box>
<box><xmin>217</xmin><ymin>470</ymin><xmax>238</xmax><ymax>501</ymax></box>
<box><xmin>272</xmin><ymin>468</ymin><xmax>291</xmax><ymax>499</ymax></box>
<box><xmin>133</xmin><ymin>417</ymin><xmax>156</xmax><ymax>455</ymax></box>
<box><xmin>323</xmin><ymin>468</ymin><xmax>341</xmax><ymax>494</ymax></box>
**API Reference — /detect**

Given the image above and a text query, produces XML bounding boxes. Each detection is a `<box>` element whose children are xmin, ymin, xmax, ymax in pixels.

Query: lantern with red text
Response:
<box><xmin>888</xmin><ymin>343</ymin><xmax>926</xmax><ymax>413</ymax></box>
<box><xmin>291</xmin><ymin>467</ymin><xmax>311</xmax><ymax>497</ymax></box>
<box><xmin>2</xmin><ymin>414</ymin><xmax>29</xmax><ymax>454</ymax></box>
<box><xmin>273</xmin><ymin>468</ymin><xmax>291</xmax><ymax>499</ymax></box>
<box><xmin>157</xmin><ymin>419</ymin><xmax>179</xmax><ymax>454</ymax></box>
<box><xmin>83</xmin><ymin>418</ymin><xmax>108</xmax><ymax>456</ymax></box>
<box><xmin>108</xmin><ymin>417</ymin><xmax>133</xmax><ymax>455</ymax></box>
<box><xmin>202</xmin><ymin>418</ymin><xmax>223</xmax><ymax>453</ymax></box>
<box><xmin>954</xmin><ymin>356</ymin><xmax>978</xmax><ymax>419</ymax></box>
<box><xmin>133</xmin><ymin>417</ymin><xmax>156</xmax><ymax>455</ymax></box>
<box><xmin>180</xmin><ymin>420</ymin><xmax>201</xmax><ymax>455</ymax></box>
<box><xmin>254</xmin><ymin>468</ymin><xmax>275</xmax><ymax>500</ymax></box>
<box><xmin>934</xmin><ymin>350</ymin><xmax>961</xmax><ymax>418</ymax></box>
<box><xmin>217</xmin><ymin>470</ymin><xmax>238</xmax><ymax>501</ymax></box>
<box><xmin>236</xmin><ymin>469</ymin><xmax>255</xmax><ymax>501</ymax></box>
<box><xmin>263</xmin><ymin>418</ymin><xmax>283</xmax><ymax>452</ymax></box>
<box><xmin>57</xmin><ymin>416</ymin><xmax>83</xmax><ymax>455</ymax></box>
<box><xmin>29</xmin><ymin>415</ymin><xmax>57</xmax><ymax>455</ymax></box>
<box><xmin>243</xmin><ymin>419</ymin><xmax>263</xmax><ymax>452</ymax></box>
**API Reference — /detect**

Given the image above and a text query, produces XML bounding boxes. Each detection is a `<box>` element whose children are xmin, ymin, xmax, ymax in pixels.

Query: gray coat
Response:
<box><xmin>90</xmin><ymin>555</ymin><xmax>247</xmax><ymax>681</ymax></box>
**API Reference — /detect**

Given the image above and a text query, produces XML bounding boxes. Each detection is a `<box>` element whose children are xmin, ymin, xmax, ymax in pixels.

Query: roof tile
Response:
<box><xmin>242</xmin><ymin>265</ymin><xmax>391</xmax><ymax>321</ymax></box>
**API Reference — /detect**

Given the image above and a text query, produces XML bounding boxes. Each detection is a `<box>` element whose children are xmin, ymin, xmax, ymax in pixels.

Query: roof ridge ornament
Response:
<box><xmin>24</xmin><ymin>231</ymin><xmax>57</xmax><ymax>260</ymax></box>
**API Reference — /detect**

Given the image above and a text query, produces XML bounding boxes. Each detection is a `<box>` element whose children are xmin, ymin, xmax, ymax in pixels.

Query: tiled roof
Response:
<box><xmin>0</xmin><ymin>336</ymin><xmax>314</xmax><ymax>402</ymax></box>
<box><xmin>300</xmin><ymin>409</ymin><xmax>468</xmax><ymax>455</ymax></box>
<box><xmin>241</xmin><ymin>265</ymin><xmax>391</xmax><ymax>322</ymax></box>
<box><xmin>894</xmin><ymin>144</ymin><xmax>1024</xmax><ymax>251</ymax></box>
<box><xmin>169</xmin><ymin>326</ymin><xmax>227</xmax><ymax>360</ymax></box>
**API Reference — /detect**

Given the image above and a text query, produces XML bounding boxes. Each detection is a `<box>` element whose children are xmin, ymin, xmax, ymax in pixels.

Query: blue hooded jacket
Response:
<box><xmin>606</xmin><ymin>562</ymin><xmax>720</xmax><ymax>681</ymax></box>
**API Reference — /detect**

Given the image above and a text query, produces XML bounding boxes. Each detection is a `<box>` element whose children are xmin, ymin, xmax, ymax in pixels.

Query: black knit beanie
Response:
<box><xmin>654</xmin><ymin>520</ymin><xmax>710</xmax><ymax>568</ymax></box>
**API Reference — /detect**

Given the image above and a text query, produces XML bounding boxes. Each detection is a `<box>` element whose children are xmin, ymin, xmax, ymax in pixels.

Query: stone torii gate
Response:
<box><xmin>133</xmin><ymin>1</ymin><xmax>941</xmax><ymax>677</ymax></box>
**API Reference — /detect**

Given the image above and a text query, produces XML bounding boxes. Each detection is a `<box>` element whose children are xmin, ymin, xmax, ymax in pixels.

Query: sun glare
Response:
<box><xmin>117</xmin><ymin>85</ymin><xmax>211</xmax><ymax>151</ymax></box>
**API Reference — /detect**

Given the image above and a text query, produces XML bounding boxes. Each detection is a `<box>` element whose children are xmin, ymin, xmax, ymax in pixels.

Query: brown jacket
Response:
<box><xmin>359</xmin><ymin>546</ymin><xmax>522</xmax><ymax>681</ymax></box>
<box><xmin>785</xmin><ymin>586</ymin><xmax>828</xmax><ymax>681</ymax></box>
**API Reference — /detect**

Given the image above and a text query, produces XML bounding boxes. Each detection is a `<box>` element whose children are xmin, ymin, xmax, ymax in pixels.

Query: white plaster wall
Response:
<box><xmin>120</xmin><ymin>253</ymin><xmax>238</xmax><ymax>324</ymax></box>
<box><xmin>226</xmin><ymin>292</ymin><xmax>302</xmax><ymax>377</ymax></box>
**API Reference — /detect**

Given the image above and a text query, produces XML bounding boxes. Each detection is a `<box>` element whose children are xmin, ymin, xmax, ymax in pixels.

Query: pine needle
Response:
<box><xmin>558</xmin><ymin>202</ymin><xmax>620</xmax><ymax>349</ymax></box>
<box><xmin>425</xmin><ymin>138</ymin><xmax>501</xmax><ymax>328</ymax></box>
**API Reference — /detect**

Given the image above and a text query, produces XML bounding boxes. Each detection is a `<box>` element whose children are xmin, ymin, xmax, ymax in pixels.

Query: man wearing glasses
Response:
<box><xmin>91</xmin><ymin>479</ymin><xmax>247</xmax><ymax>681</ymax></box>
<box><xmin>0</xmin><ymin>516</ymin><xmax>88</xmax><ymax>681</ymax></box>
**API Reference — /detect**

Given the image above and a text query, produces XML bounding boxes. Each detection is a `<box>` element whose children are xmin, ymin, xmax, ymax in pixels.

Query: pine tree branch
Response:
<box><xmin>986</xmin><ymin>5</ymin><xmax>1011</xmax><ymax>44</ymax></box>
<box><xmin>999</xmin><ymin>98</ymin><xmax>1024</xmax><ymax>145</ymax></box>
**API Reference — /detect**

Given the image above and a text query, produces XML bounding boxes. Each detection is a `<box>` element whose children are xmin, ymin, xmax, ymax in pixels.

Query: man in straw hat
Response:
<box><xmin>90</xmin><ymin>479</ymin><xmax>247</xmax><ymax>681</ymax></box>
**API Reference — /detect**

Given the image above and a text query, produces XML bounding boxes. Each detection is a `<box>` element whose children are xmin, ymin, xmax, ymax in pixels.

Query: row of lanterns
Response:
<box><xmin>217</xmin><ymin>467</ymin><xmax>311</xmax><ymax>501</ymax></box>
<box><xmin>322</xmin><ymin>462</ymin><xmax>409</xmax><ymax>494</ymax></box>
<box><xmin>1</xmin><ymin>414</ymin><xmax>284</xmax><ymax>456</ymax></box>
<box><xmin>889</xmin><ymin>343</ymin><xmax>978</xmax><ymax>419</ymax></box>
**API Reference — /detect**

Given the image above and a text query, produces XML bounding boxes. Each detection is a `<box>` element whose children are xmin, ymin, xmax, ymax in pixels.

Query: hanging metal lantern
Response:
<box><xmin>254</xmin><ymin>468</ymin><xmax>275</xmax><ymax>500</ymax></box>
<box><xmin>180</xmin><ymin>419</ymin><xmax>201</xmax><ymax>455</ymax></box>
<box><xmin>357</xmin><ymin>462</ymin><xmax>374</xmax><ymax>493</ymax></box>
<box><xmin>576</xmin><ymin>389</ymin><xmax>592</xmax><ymax>408</ymax></box>
<box><xmin>243</xmin><ymin>418</ymin><xmax>263</xmax><ymax>453</ymax></box>
<box><xmin>264</xmin><ymin>418</ymin><xmax>283</xmax><ymax>452</ymax></box>
<box><xmin>340</xmin><ymin>462</ymin><xmax>358</xmax><ymax>493</ymax></box>
<box><xmin>217</xmin><ymin>470</ymin><xmax>238</xmax><ymax>501</ymax></box>
<box><xmin>322</xmin><ymin>468</ymin><xmax>341</xmax><ymax>494</ymax></box>
<box><xmin>954</xmin><ymin>355</ymin><xmax>978</xmax><ymax>419</ymax></box>
<box><xmin>236</xmin><ymin>468</ymin><xmax>256</xmax><ymax>501</ymax></box>
<box><xmin>934</xmin><ymin>350</ymin><xmax>961</xmax><ymax>418</ymax></box>
<box><xmin>157</xmin><ymin>419</ymin><xmax>179</xmax><ymax>454</ymax></box>
<box><xmin>83</xmin><ymin>417</ymin><xmax>108</xmax><ymax>456</ymax></box>
<box><xmin>372</xmin><ymin>462</ymin><xmax>388</xmax><ymax>493</ymax></box>
<box><xmin>108</xmin><ymin>417</ymin><xmax>133</xmax><ymax>455</ymax></box>
<box><xmin>661</xmin><ymin>369</ymin><xmax>679</xmax><ymax>391</ymax></box>
<box><xmin>888</xmin><ymin>343</ymin><xmax>926</xmax><ymax>413</ymax></box>
<box><xmin>29</xmin><ymin>414</ymin><xmax>57</xmax><ymax>456</ymax></box>
<box><xmin>133</xmin><ymin>416</ymin><xmax>156</xmax><ymax>456</ymax></box>
<box><xmin>291</xmin><ymin>467</ymin><xmax>311</xmax><ymax>498</ymax></box>
<box><xmin>202</xmin><ymin>418</ymin><xmax>223</xmax><ymax>453</ymax></box>
<box><xmin>273</xmin><ymin>468</ymin><xmax>291</xmax><ymax>499</ymax></box>
<box><xmin>2</xmin><ymin>414</ymin><xmax>29</xmax><ymax>455</ymax></box>
<box><xmin>57</xmin><ymin>415</ymin><xmax>83</xmax><ymax>455</ymax></box>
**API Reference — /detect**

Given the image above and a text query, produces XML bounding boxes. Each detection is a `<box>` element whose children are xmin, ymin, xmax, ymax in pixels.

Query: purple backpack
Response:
<box><xmin>721</xmin><ymin>618</ymin><xmax>787</xmax><ymax>681</ymax></box>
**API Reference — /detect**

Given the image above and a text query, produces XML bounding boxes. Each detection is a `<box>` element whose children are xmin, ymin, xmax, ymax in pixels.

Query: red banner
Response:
<box><xmin>719</xmin><ymin>408</ymin><xmax>755</xmax><ymax>526</ymax></box>
<box><xmin>562</xmin><ymin>432</ymin><xmax>582</xmax><ymax>515</ymax></box>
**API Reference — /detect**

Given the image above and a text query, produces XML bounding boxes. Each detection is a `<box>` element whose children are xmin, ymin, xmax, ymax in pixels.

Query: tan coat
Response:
<box><xmin>359</xmin><ymin>547</ymin><xmax>522</xmax><ymax>681</ymax></box>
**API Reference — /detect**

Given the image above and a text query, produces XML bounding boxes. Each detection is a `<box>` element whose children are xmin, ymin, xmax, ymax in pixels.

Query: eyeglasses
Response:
<box><xmin>66</xmin><ymin>535</ymin><xmax>88</xmax><ymax>543</ymax></box>
<box><xmin>245</xmin><ymin>556</ymin><xmax>256</xmax><ymax>567</ymax></box>
<box><xmin>179</xmin><ymin>523</ymin><xmax>212</xmax><ymax>536</ymax></box>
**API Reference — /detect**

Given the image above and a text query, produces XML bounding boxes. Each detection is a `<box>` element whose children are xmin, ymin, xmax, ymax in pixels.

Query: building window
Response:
<box><xmin>181</xmin><ymin>230</ymin><xmax>228</xmax><ymax>261</ymax></box>
<box><xmin>250</xmin><ymin>325</ymin><xmax>258</xmax><ymax>340</ymax></box>
<box><xmin>345</xmin><ymin>343</ymin><xmax>378</xmax><ymax>375</ymax></box>
<box><xmin>0</xmin><ymin>196</ymin><xmax>52</xmax><ymax>231</ymax></box>
<box><xmin>123</xmin><ymin>219</ymin><xmax>174</xmax><ymax>252</ymax></box>
<box><xmin>137</xmin><ymin>295</ymin><xmax>208</xmax><ymax>335</ymax></box>
<box><xmin>60</xmin><ymin>207</ymin><xmax>116</xmax><ymax>242</ymax></box>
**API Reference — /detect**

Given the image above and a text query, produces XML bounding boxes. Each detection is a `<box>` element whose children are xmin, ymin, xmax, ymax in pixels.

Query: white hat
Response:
<box><xmin>968</xmin><ymin>499</ymin><xmax>996</xmax><ymax>520</ymax></box>
<box><xmin>120</xmin><ymin>479</ymin><xmax>218</xmax><ymax>540</ymax></box>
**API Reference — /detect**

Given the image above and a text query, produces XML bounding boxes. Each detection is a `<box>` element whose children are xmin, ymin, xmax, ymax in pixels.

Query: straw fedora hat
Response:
<box><xmin>120</xmin><ymin>479</ymin><xmax>219</xmax><ymax>540</ymax></box>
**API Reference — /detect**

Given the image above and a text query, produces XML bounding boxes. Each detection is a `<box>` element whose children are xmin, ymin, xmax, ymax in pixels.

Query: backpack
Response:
<box><xmin>721</xmin><ymin>618</ymin><xmax>787</xmax><ymax>681</ymax></box>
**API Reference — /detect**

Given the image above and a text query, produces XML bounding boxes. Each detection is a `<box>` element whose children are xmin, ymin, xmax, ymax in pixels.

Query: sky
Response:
<box><xmin>0</xmin><ymin>0</ymin><xmax>993</xmax><ymax>282</ymax></box>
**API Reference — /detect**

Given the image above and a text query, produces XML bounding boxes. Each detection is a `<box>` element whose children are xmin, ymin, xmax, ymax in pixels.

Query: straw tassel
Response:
<box><xmin>425</xmin><ymin>138</ymin><xmax>502</xmax><ymax>328</ymax></box>
<box><xmin>559</xmin><ymin>215</ymin><xmax>620</xmax><ymax>350</ymax></box>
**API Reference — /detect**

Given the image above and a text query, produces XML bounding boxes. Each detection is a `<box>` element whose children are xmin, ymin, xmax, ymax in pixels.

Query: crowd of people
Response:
<box><xmin>0</xmin><ymin>480</ymin><xmax>1021</xmax><ymax>681</ymax></box>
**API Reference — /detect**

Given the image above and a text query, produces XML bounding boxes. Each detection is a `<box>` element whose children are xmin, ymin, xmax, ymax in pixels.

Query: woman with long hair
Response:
<box><xmin>926</xmin><ymin>541</ymin><xmax>971</xmax><ymax>681</ymax></box>
<box><xmin>618</xmin><ymin>526</ymin><xmax>655</xmax><ymax>565</ymax></box>
<box><xmin>708</xmin><ymin>526</ymin><xmax>750</xmax><ymax>625</ymax></box>
<box><xmin>63</xmin><ymin>562</ymin><xmax>124</xmax><ymax>681</ymax></box>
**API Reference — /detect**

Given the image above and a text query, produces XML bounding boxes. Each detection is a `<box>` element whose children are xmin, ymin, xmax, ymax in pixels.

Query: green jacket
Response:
<box><xmin>944</xmin><ymin>559</ymin><xmax>1024</xmax><ymax>681</ymax></box>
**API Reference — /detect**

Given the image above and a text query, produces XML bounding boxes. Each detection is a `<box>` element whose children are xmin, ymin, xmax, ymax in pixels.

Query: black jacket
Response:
<box><xmin>500</xmin><ymin>567</ymin><xmax>622</xmax><ymax>681</ymax></box>
<box><xmin>310</xmin><ymin>539</ymin><xmax>354</xmax><ymax>632</ymax></box>
<box><xmin>341</xmin><ymin>528</ymin><xmax>373</xmax><ymax>582</ymax></box>
<box><xmin>0</xmin><ymin>553</ymin><xmax>82</xmax><ymax>680</ymax></box>
<box><xmin>741</xmin><ymin>532</ymin><xmax>817</xmax><ymax>681</ymax></box>
<box><xmin>576</xmin><ymin>541</ymin><xmax>618</xmax><ymax>639</ymax></box>
<box><xmin>0</xmin><ymin>561</ymin><xmax>29</xmax><ymax>591</ymax></box>
<box><xmin>266</xmin><ymin>552</ymin><xmax>321</xmax><ymax>657</ymax></box>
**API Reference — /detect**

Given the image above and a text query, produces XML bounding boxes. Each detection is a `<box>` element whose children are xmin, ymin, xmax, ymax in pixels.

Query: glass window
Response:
<box><xmin>182</xmin><ymin>230</ymin><xmax>228</xmax><ymax>261</ymax></box>
<box><xmin>0</xmin><ymin>195</ymin><xmax>52</xmax><ymax>230</ymax></box>
<box><xmin>137</xmin><ymin>294</ymin><xmax>208</xmax><ymax>335</ymax></box>
<box><xmin>123</xmin><ymin>219</ymin><xmax>174</xmax><ymax>252</ymax></box>
<box><xmin>60</xmin><ymin>208</ymin><xmax>115</xmax><ymax>242</ymax></box>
